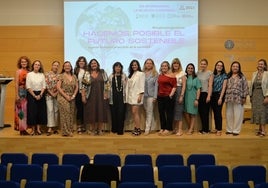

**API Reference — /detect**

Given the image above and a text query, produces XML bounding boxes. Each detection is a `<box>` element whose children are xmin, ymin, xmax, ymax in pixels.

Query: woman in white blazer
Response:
<box><xmin>126</xmin><ymin>59</ymin><xmax>145</xmax><ymax>136</ymax></box>
<box><xmin>249</xmin><ymin>59</ymin><xmax>268</xmax><ymax>137</ymax></box>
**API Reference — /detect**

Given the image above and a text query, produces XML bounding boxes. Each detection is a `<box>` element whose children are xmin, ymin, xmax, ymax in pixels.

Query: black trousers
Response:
<box><xmin>211</xmin><ymin>92</ymin><xmax>224</xmax><ymax>131</ymax></box>
<box><xmin>157</xmin><ymin>96</ymin><xmax>175</xmax><ymax>131</ymax></box>
<box><xmin>198</xmin><ymin>92</ymin><xmax>210</xmax><ymax>132</ymax></box>
<box><xmin>75</xmin><ymin>92</ymin><xmax>84</xmax><ymax>125</ymax></box>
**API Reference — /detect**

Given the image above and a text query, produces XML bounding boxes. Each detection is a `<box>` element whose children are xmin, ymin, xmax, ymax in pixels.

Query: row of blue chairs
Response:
<box><xmin>0</xmin><ymin>163</ymin><xmax>267</xmax><ymax>187</ymax></box>
<box><xmin>3</xmin><ymin>181</ymin><xmax>264</xmax><ymax>188</ymax></box>
<box><xmin>0</xmin><ymin>153</ymin><xmax>216</xmax><ymax>168</ymax></box>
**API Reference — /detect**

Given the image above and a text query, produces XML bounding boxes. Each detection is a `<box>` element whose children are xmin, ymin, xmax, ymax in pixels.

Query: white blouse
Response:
<box><xmin>26</xmin><ymin>72</ymin><xmax>46</xmax><ymax>91</ymax></box>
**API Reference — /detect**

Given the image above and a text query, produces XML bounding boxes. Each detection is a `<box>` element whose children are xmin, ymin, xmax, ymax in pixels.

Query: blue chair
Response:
<box><xmin>62</xmin><ymin>154</ymin><xmax>90</xmax><ymax>168</ymax></box>
<box><xmin>0</xmin><ymin>164</ymin><xmax>7</xmax><ymax>180</ymax></box>
<box><xmin>118</xmin><ymin>182</ymin><xmax>157</xmax><ymax>188</ymax></box>
<box><xmin>232</xmin><ymin>165</ymin><xmax>266</xmax><ymax>185</ymax></box>
<box><xmin>187</xmin><ymin>154</ymin><xmax>216</xmax><ymax>168</ymax></box>
<box><xmin>25</xmin><ymin>181</ymin><xmax>65</xmax><ymax>188</ymax></box>
<box><xmin>158</xmin><ymin>166</ymin><xmax>191</xmax><ymax>187</ymax></box>
<box><xmin>1</xmin><ymin>153</ymin><xmax>28</xmax><ymax>165</ymax></box>
<box><xmin>31</xmin><ymin>153</ymin><xmax>59</xmax><ymax>166</ymax></box>
<box><xmin>196</xmin><ymin>165</ymin><xmax>229</xmax><ymax>186</ymax></box>
<box><xmin>121</xmin><ymin>165</ymin><xmax>154</xmax><ymax>183</ymax></box>
<box><xmin>156</xmin><ymin>154</ymin><xmax>184</xmax><ymax>168</ymax></box>
<box><xmin>80</xmin><ymin>164</ymin><xmax>119</xmax><ymax>185</ymax></box>
<box><xmin>10</xmin><ymin>164</ymin><xmax>43</xmax><ymax>183</ymax></box>
<box><xmin>211</xmin><ymin>183</ymin><xmax>250</xmax><ymax>188</ymax></box>
<box><xmin>72</xmin><ymin>182</ymin><xmax>110</xmax><ymax>188</ymax></box>
<box><xmin>93</xmin><ymin>154</ymin><xmax>121</xmax><ymax>167</ymax></box>
<box><xmin>124</xmin><ymin>154</ymin><xmax>152</xmax><ymax>166</ymax></box>
<box><xmin>47</xmin><ymin>164</ymin><xmax>80</xmax><ymax>184</ymax></box>
<box><xmin>0</xmin><ymin>180</ymin><xmax>19</xmax><ymax>188</ymax></box>
<box><xmin>255</xmin><ymin>183</ymin><xmax>268</xmax><ymax>188</ymax></box>
<box><xmin>165</xmin><ymin>182</ymin><xmax>203</xmax><ymax>188</ymax></box>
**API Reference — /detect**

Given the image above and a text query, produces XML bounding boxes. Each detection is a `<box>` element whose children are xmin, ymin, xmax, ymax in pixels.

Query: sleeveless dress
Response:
<box><xmin>14</xmin><ymin>69</ymin><xmax>28</xmax><ymax>131</ymax></box>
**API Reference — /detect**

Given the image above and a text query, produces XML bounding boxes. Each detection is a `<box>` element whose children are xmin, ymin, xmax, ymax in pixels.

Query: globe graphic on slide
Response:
<box><xmin>75</xmin><ymin>4</ymin><xmax>131</xmax><ymax>64</ymax></box>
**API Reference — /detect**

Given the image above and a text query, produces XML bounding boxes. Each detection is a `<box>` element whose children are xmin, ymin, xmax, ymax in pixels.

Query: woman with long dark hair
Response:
<box><xmin>184</xmin><ymin>63</ymin><xmax>201</xmax><ymax>135</ymax></box>
<box><xmin>211</xmin><ymin>61</ymin><xmax>227</xmax><ymax>136</ymax></box>
<box><xmin>126</xmin><ymin>59</ymin><xmax>145</xmax><ymax>136</ymax></box>
<box><xmin>81</xmin><ymin>59</ymin><xmax>110</xmax><ymax>135</ymax></box>
<box><xmin>109</xmin><ymin>62</ymin><xmax>127</xmax><ymax>135</ymax></box>
<box><xmin>73</xmin><ymin>56</ymin><xmax>88</xmax><ymax>134</ymax></box>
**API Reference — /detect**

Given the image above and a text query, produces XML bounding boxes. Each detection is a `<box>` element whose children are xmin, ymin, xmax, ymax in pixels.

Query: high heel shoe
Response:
<box><xmin>35</xmin><ymin>131</ymin><xmax>42</xmax><ymax>135</ymax></box>
<box><xmin>20</xmin><ymin>130</ymin><xmax>30</xmax><ymax>136</ymax></box>
<box><xmin>46</xmin><ymin>131</ymin><xmax>52</xmax><ymax>136</ymax></box>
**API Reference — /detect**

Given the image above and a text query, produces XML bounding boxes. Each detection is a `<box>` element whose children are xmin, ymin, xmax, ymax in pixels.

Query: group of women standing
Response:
<box><xmin>14</xmin><ymin>55</ymin><xmax>268</xmax><ymax>137</ymax></box>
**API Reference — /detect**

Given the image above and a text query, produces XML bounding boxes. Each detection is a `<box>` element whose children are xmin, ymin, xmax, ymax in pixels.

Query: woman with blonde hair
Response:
<box><xmin>157</xmin><ymin>61</ymin><xmax>177</xmax><ymax>136</ymax></box>
<box><xmin>171</xmin><ymin>58</ymin><xmax>186</xmax><ymax>136</ymax></box>
<box><xmin>142</xmin><ymin>58</ymin><xmax>158</xmax><ymax>135</ymax></box>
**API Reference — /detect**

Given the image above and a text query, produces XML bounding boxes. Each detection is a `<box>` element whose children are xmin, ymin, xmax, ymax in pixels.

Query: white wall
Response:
<box><xmin>0</xmin><ymin>0</ymin><xmax>268</xmax><ymax>26</ymax></box>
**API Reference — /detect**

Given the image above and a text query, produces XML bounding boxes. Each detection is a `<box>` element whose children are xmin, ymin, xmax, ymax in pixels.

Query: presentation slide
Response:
<box><xmin>64</xmin><ymin>0</ymin><xmax>198</xmax><ymax>75</ymax></box>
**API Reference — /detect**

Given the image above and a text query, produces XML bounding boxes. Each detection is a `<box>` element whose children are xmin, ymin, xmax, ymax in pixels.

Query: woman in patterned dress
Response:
<box><xmin>57</xmin><ymin>61</ymin><xmax>78</xmax><ymax>137</ymax></box>
<box><xmin>249</xmin><ymin>59</ymin><xmax>268</xmax><ymax>137</ymax></box>
<box><xmin>171</xmin><ymin>58</ymin><xmax>186</xmax><ymax>136</ymax></box>
<box><xmin>45</xmin><ymin>61</ymin><xmax>60</xmax><ymax>136</ymax></box>
<box><xmin>14</xmin><ymin>56</ymin><xmax>31</xmax><ymax>135</ymax></box>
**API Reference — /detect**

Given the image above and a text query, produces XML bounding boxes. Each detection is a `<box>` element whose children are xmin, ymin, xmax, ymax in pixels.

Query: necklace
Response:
<box><xmin>257</xmin><ymin>71</ymin><xmax>263</xmax><ymax>80</ymax></box>
<box><xmin>115</xmin><ymin>75</ymin><xmax>123</xmax><ymax>92</ymax></box>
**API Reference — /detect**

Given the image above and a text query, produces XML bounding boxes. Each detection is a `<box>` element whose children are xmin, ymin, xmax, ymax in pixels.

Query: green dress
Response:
<box><xmin>184</xmin><ymin>76</ymin><xmax>201</xmax><ymax>115</ymax></box>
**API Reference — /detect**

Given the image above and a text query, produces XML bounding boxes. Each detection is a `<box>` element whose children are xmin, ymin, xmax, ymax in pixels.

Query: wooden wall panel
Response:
<box><xmin>1</xmin><ymin>25</ymin><xmax>268</xmax><ymax>125</ymax></box>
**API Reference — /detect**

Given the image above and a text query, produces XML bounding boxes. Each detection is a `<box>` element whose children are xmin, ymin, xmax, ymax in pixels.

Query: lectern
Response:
<box><xmin>0</xmin><ymin>77</ymin><xmax>14</xmax><ymax>128</ymax></box>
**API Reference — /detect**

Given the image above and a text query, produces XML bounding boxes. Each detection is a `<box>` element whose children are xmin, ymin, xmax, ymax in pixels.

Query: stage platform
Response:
<box><xmin>0</xmin><ymin>122</ymin><xmax>267</xmax><ymax>166</ymax></box>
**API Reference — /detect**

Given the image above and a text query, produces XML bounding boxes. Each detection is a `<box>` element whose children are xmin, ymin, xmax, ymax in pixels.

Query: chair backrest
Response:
<box><xmin>0</xmin><ymin>180</ymin><xmax>19</xmax><ymax>188</ymax></box>
<box><xmin>25</xmin><ymin>181</ymin><xmax>65</xmax><ymax>188</ymax></box>
<box><xmin>1</xmin><ymin>153</ymin><xmax>28</xmax><ymax>165</ymax></box>
<box><xmin>187</xmin><ymin>154</ymin><xmax>216</xmax><ymax>168</ymax></box>
<box><xmin>121</xmin><ymin>165</ymin><xmax>154</xmax><ymax>182</ymax></box>
<box><xmin>93</xmin><ymin>154</ymin><xmax>121</xmax><ymax>167</ymax></box>
<box><xmin>124</xmin><ymin>154</ymin><xmax>152</xmax><ymax>166</ymax></box>
<box><xmin>118</xmin><ymin>182</ymin><xmax>156</xmax><ymax>188</ymax></box>
<box><xmin>47</xmin><ymin>164</ymin><xmax>80</xmax><ymax>183</ymax></box>
<box><xmin>158</xmin><ymin>165</ymin><xmax>192</xmax><ymax>186</ymax></box>
<box><xmin>211</xmin><ymin>183</ymin><xmax>250</xmax><ymax>188</ymax></box>
<box><xmin>232</xmin><ymin>165</ymin><xmax>266</xmax><ymax>185</ymax></box>
<box><xmin>80</xmin><ymin>164</ymin><xmax>119</xmax><ymax>185</ymax></box>
<box><xmin>62</xmin><ymin>154</ymin><xmax>90</xmax><ymax>168</ymax></box>
<box><xmin>10</xmin><ymin>164</ymin><xmax>43</xmax><ymax>183</ymax></box>
<box><xmin>255</xmin><ymin>183</ymin><xmax>268</xmax><ymax>188</ymax></box>
<box><xmin>156</xmin><ymin>154</ymin><xmax>184</xmax><ymax>168</ymax></box>
<box><xmin>165</xmin><ymin>182</ymin><xmax>203</xmax><ymax>188</ymax></box>
<box><xmin>0</xmin><ymin>164</ymin><xmax>7</xmax><ymax>180</ymax></box>
<box><xmin>31</xmin><ymin>153</ymin><xmax>59</xmax><ymax>166</ymax></box>
<box><xmin>72</xmin><ymin>182</ymin><xmax>110</xmax><ymax>188</ymax></box>
<box><xmin>196</xmin><ymin>165</ymin><xmax>229</xmax><ymax>186</ymax></box>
